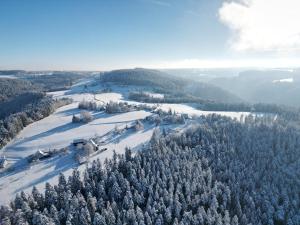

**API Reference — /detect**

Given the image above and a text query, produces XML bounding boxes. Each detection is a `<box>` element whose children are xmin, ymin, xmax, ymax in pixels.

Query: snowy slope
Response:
<box><xmin>0</xmin><ymin>106</ymin><xmax>153</xmax><ymax>204</ymax></box>
<box><xmin>0</xmin><ymin>78</ymin><xmax>251</xmax><ymax>205</ymax></box>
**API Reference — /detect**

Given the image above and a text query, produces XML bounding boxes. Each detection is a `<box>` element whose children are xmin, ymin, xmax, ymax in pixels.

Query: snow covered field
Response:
<box><xmin>0</xmin><ymin>105</ymin><xmax>153</xmax><ymax>204</ymax></box>
<box><xmin>0</xmin><ymin>78</ymin><xmax>251</xmax><ymax>205</ymax></box>
<box><xmin>0</xmin><ymin>75</ymin><xmax>17</xmax><ymax>79</ymax></box>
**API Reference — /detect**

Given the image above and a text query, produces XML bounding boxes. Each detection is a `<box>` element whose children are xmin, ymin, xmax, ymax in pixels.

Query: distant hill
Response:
<box><xmin>210</xmin><ymin>69</ymin><xmax>300</xmax><ymax>107</ymax></box>
<box><xmin>0</xmin><ymin>70</ymin><xmax>25</xmax><ymax>75</ymax></box>
<box><xmin>101</xmin><ymin>68</ymin><xmax>241</xmax><ymax>103</ymax></box>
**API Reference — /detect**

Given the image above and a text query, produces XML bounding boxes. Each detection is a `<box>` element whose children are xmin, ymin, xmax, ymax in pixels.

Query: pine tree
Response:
<box><xmin>93</xmin><ymin>213</ymin><xmax>106</xmax><ymax>225</ymax></box>
<box><xmin>79</xmin><ymin>207</ymin><xmax>91</xmax><ymax>225</ymax></box>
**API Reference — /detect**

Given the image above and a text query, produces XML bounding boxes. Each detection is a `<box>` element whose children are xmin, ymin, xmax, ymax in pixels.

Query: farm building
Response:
<box><xmin>28</xmin><ymin>150</ymin><xmax>50</xmax><ymax>163</ymax></box>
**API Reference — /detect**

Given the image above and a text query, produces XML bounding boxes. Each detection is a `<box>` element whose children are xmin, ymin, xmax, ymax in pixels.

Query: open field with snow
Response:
<box><xmin>0</xmin><ymin>105</ymin><xmax>154</xmax><ymax>204</ymax></box>
<box><xmin>0</xmin><ymin>78</ymin><xmax>252</xmax><ymax>205</ymax></box>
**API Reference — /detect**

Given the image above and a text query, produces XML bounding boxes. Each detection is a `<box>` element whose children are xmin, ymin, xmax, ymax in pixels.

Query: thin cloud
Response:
<box><xmin>218</xmin><ymin>0</ymin><xmax>300</xmax><ymax>52</ymax></box>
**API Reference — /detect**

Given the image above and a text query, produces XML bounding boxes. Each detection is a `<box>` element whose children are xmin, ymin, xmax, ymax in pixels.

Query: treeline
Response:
<box><xmin>100</xmin><ymin>68</ymin><xmax>185</xmax><ymax>91</ymax></box>
<box><xmin>128</xmin><ymin>91</ymin><xmax>300</xmax><ymax>122</ymax></box>
<box><xmin>0</xmin><ymin>92</ymin><xmax>45</xmax><ymax>119</ymax></box>
<box><xmin>101</xmin><ymin>68</ymin><xmax>241</xmax><ymax>103</ymax></box>
<box><xmin>78</xmin><ymin>100</ymin><xmax>133</xmax><ymax>114</ymax></box>
<box><xmin>0</xmin><ymin>78</ymin><xmax>41</xmax><ymax>102</ymax></box>
<box><xmin>1</xmin><ymin>114</ymin><xmax>299</xmax><ymax>224</ymax></box>
<box><xmin>0</xmin><ymin>97</ymin><xmax>72</xmax><ymax>149</ymax></box>
<box><xmin>128</xmin><ymin>91</ymin><xmax>206</xmax><ymax>104</ymax></box>
<box><xmin>0</xmin><ymin>70</ymin><xmax>25</xmax><ymax>76</ymax></box>
<box><xmin>78</xmin><ymin>100</ymin><xmax>154</xmax><ymax>114</ymax></box>
<box><xmin>198</xmin><ymin>102</ymin><xmax>300</xmax><ymax>122</ymax></box>
<box><xmin>26</xmin><ymin>73</ymin><xmax>87</xmax><ymax>92</ymax></box>
<box><xmin>0</xmin><ymin>78</ymin><xmax>74</xmax><ymax>150</ymax></box>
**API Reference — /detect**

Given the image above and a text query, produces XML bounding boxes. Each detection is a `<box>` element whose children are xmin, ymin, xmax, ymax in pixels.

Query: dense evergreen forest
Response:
<box><xmin>1</xmin><ymin>114</ymin><xmax>299</xmax><ymax>225</ymax></box>
<box><xmin>101</xmin><ymin>69</ymin><xmax>241</xmax><ymax>103</ymax></box>
<box><xmin>0</xmin><ymin>79</ymin><xmax>41</xmax><ymax>102</ymax></box>
<box><xmin>0</xmin><ymin>96</ymin><xmax>72</xmax><ymax>149</ymax></box>
<box><xmin>0</xmin><ymin>70</ymin><xmax>25</xmax><ymax>76</ymax></box>
<box><xmin>25</xmin><ymin>72</ymin><xmax>88</xmax><ymax>92</ymax></box>
<box><xmin>128</xmin><ymin>91</ymin><xmax>300</xmax><ymax>123</ymax></box>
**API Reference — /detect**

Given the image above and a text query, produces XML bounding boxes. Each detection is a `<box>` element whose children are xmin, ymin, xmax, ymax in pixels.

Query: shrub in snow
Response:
<box><xmin>80</xmin><ymin>111</ymin><xmax>93</xmax><ymax>123</ymax></box>
<box><xmin>105</xmin><ymin>101</ymin><xmax>133</xmax><ymax>114</ymax></box>
<box><xmin>72</xmin><ymin>114</ymin><xmax>81</xmax><ymax>123</ymax></box>
<box><xmin>78</xmin><ymin>100</ymin><xmax>101</xmax><ymax>111</ymax></box>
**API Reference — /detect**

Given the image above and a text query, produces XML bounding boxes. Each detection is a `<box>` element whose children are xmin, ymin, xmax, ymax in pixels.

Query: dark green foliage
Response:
<box><xmin>26</xmin><ymin>72</ymin><xmax>88</xmax><ymax>92</ymax></box>
<box><xmin>0</xmin><ymin>97</ymin><xmax>72</xmax><ymax>149</ymax></box>
<box><xmin>2</xmin><ymin>115</ymin><xmax>300</xmax><ymax>225</ymax></box>
<box><xmin>0</xmin><ymin>70</ymin><xmax>25</xmax><ymax>75</ymax></box>
<box><xmin>101</xmin><ymin>68</ymin><xmax>241</xmax><ymax>103</ymax></box>
<box><xmin>0</xmin><ymin>92</ymin><xmax>45</xmax><ymax>119</ymax></box>
<box><xmin>128</xmin><ymin>91</ymin><xmax>300</xmax><ymax>123</ymax></box>
<box><xmin>0</xmin><ymin>78</ymin><xmax>41</xmax><ymax>102</ymax></box>
<box><xmin>0</xmin><ymin>77</ymin><xmax>74</xmax><ymax>150</ymax></box>
<box><xmin>128</xmin><ymin>91</ymin><xmax>207</xmax><ymax>104</ymax></box>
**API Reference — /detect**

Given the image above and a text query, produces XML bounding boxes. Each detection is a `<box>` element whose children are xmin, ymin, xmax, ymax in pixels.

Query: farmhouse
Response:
<box><xmin>28</xmin><ymin>150</ymin><xmax>50</xmax><ymax>163</ymax></box>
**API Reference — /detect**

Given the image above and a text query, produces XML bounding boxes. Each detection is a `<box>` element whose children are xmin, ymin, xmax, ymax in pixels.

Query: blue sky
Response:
<box><xmin>0</xmin><ymin>0</ymin><xmax>299</xmax><ymax>70</ymax></box>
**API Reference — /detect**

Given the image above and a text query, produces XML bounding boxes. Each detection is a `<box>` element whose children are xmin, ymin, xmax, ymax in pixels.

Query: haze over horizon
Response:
<box><xmin>1</xmin><ymin>0</ymin><xmax>300</xmax><ymax>70</ymax></box>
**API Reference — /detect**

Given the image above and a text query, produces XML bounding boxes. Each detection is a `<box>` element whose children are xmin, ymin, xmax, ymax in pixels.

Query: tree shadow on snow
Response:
<box><xmin>14</xmin><ymin>151</ymin><xmax>77</xmax><ymax>193</ymax></box>
<box><xmin>56</xmin><ymin>107</ymin><xmax>81</xmax><ymax>116</ymax></box>
<box><xmin>15</xmin><ymin>122</ymin><xmax>85</xmax><ymax>146</ymax></box>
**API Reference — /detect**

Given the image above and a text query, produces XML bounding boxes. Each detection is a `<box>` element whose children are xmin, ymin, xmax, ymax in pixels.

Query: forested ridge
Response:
<box><xmin>1</xmin><ymin>115</ymin><xmax>299</xmax><ymax>225</ymax></box>
<box><xmin>0</xmin><ymin>97</ymin><xmax>72</xmax><ymax>149</ymax></box>
<box><xmin>0</xmin><ymin>78</ymin><xmax>72</xmax><ymax>150</ymax></box>
<box><xmin>101</xmin><ymin>69</ymin><xmax>241</xmax><ymax>103</ymax></box>
<box><xmin>26</xmin><ymin>73</ymin><xmax>87</xmax><ymax>92</ymax></box>
<box><xmin>0</xmin><ymin>79</ymin><xmax>41</xmax><ymax>102</ymax></box>
<box><xmin>129</xmin><ymin>91</ymin><xmax>300</xmax><ymax>123</ymax></box>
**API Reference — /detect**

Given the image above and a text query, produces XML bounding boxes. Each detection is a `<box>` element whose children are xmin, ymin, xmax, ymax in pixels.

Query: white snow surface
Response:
<box><xmin>0</xmin><ymin>105</ymin><xmax>152</xmax><ymax>204</ymax></box>
<box><xmin>0</xmin><ymin>78</ymin><xmax>251</xmax><ymax>205</ymax></box>
<box><xmin>0</xmin><ymin>75</ymin><xmax>17</xmax><ymax>79</ymax></box>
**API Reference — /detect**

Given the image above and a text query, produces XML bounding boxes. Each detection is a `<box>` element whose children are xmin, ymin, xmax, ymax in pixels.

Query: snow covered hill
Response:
<box><xmin>0</xmin><ymin>78</ymin><xmax>251</xmax><ymax>205</ymax></box>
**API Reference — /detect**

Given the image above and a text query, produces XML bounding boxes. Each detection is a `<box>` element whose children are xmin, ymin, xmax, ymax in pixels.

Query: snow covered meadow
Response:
<box><xmin>0</xmin><ymin>78</ymin><xmax>251</xmax><ymax>205</ymax></box>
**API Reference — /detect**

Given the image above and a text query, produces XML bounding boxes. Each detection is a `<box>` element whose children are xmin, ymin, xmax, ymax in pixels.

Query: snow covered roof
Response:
<box><xmin>28</xmin><ymin>150</ymin><xmax>49</xmax><ymax>161</ymax></box>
